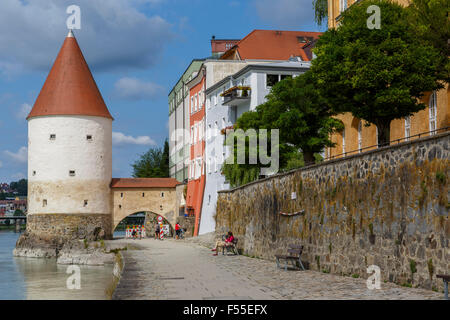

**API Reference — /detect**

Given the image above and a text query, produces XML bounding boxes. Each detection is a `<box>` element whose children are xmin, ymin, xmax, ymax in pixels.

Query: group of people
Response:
<box><xmin>153</xmin><ymin>222</ymin><xmax>184</xmax><ymax>240</ymax></box>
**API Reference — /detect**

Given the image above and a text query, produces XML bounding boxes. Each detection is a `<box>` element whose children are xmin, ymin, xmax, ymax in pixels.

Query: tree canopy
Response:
<box><xmin>222</xmin><ymin>71</ymin><xmax>343</xmax><ymax>187</ymax></box>
<box><xmin>9</xmin><ymin>179</ymin><xmax>27</xmax><ymax>196</ymax></box>
<box><xmin>313</xmin><ymin>0</ymin><xmax>328</xmax><ymax>26</ymax></box>
<box><xmin>312</xmin><ymin>0</ymin><xmax>444</xmax><ymax>145</ymax></box>
<box><xmin>131</xmin><ymin>139</ymin><xmax>170</xmax><ymax>178</ymax></box>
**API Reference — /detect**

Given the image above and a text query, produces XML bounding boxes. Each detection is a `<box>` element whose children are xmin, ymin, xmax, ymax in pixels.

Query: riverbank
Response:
<box><xmin>0</xmin><ymin>231</ymin><xmax>123</xmax><ymax>300</ymax></box>
<box><xmin>112</xmin><ymin>237</ymin><xmax>443</xmax><ymax>300</ymax></box>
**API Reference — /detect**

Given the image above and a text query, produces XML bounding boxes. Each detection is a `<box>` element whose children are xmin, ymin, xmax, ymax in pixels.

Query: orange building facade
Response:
<box><xmin>186</xmin><ymin>70</ymin><xmax>206</xmax><ymax>236</ymax></box>
<box><xmin>326</xmin><ymin>0</ymin><xmax>449</xmax><ymax>159</ymax></box>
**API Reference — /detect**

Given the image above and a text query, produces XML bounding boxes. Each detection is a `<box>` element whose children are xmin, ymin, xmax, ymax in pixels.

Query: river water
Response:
<box><xmin>0</xmin><ymin>230</ymin><xmax>125</xmax><ymax>300</ymax></box>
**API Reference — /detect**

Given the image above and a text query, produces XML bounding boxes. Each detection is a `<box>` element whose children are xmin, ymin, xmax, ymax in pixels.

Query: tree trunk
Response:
<box><xmin>375</xmin><ymin>120</ymin><xmax>391</xmax><ymax>147</ymax></box>
<box><xmin>304</xmin><ymin>151</ymin><xmax>315</xmax><ymax>166</ymax></box>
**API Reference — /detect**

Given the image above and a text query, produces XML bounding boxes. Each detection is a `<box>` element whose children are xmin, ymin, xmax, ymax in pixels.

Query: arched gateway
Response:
<box><xmin>111</xmin><ymin>178</ymin><xmax>180</xmax><ymax>232</ymax></box>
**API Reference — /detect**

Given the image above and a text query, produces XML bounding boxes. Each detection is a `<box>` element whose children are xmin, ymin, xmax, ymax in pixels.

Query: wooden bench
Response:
<box><xmin>222</xmin><ymin>238</ymin><xmax>239</xmax><ymax>255</ymax></box>
<box><xmin>437</xmin><ymin>274</ymin><xmax>449</xmax><ymax>300</ymax></box>
<box><xmin>275</xmin><ymin>245</ymin><xmax>305</xmax><ymax>271</ymax></box>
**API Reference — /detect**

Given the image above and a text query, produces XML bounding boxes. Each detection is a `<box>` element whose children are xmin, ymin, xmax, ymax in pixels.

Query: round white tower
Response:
<box><xmin>16</xmin><ymin>30</ymin><xmax>114</xmax><ymax>255</ymax></box>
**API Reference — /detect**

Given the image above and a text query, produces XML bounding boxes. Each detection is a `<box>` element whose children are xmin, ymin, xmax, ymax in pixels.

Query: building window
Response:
<box><xmin>120</xmin><ymin>193</ymin><xmax>123</xmax><ymax>198</ymax></box>
<box><xmin>161</xmin><ymin>192</ymin><xmax>164</xmax><ymax>198</ymax></box>
<box><xmin>43</xmin><ymin>199</ymin><xmax>47</xmax><ymax>207</ymax></box>
<box><xmin>340</xmin><ymin>0</ymin><xmax>348</xmax><ymax>13</ymax></box>
<box><xmin>84</xmin><ymin>200</ymin><xmax>88</xmax><ymax>207</ymax></box>
<box><xmin>429</xmin><ymin>91</ymin><xmax>437</xmax><ymax>135</ymax></box>
<box><xmin>266</xmin><ymin>74</ymin><xmax>279</xmax><ymax>87</ymax></box>
<box><xmin>280</xmin><ymin>75</ymin><xmax>292</xmax><ymax>81</ymax></box>
<box><xmin>32</xmin><ymin>171</ymin><xmax>36</xmax><ymax>176</ymax></box>
<box><xmin>119</xmin><ymin>205</ymin><xmax>122</xmax><ymax>209</ymax></box>
<box><xmin>191</xmin><ymin>96</ymin><xmax>194</xmax><ymax>113</ymax></box>
<box><xmin>86</xmin><ymin>135</ymin><xmax>93</xmax><ymax>141</ymax></box>
<box><xmin>405</xmin><ymin>116</ymin><xmax>411</xmax><ymax>141</ymax></box>
<box><xmin>50</xmin><ymin>134</ymin><xmax>56</xmax><ymax>140</ymax></box>
<box><xmin>208</xmin><ymin>194</ymin><xmax>211</xmax><ymax>205</ymax></box>
<box><xmin>69</xmin><ymin>170</ymin><xmax>76</xmax><ymax>177</ymax></box>
<box><xmin>342</xmin><ymin>129</ymin><xmax>346</xmax><ymax>155</ymax></box>
<box><xmin>358</xmin><ymin>121</ymin><xmax>362</xmax><ymax>152</ymax></box>
<box><xmin>160</xmin><ymin>205</ymin><xmax>163</xmax><ymax>210</ymax></box>
<box><xmin>142</xmin><ymin>193</ymin><xmax>145</xmax><ymax>197</ymax></box>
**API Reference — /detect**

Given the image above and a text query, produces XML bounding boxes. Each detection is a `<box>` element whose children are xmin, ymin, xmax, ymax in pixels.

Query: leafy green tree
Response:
<box><xmin>407</xmin><ymin>0</ymin><xmax>450</xmax><ymax>82</ymax></box>
<box><xmin>9</xmin><ymin>179</ymin><xmax>27</xmax><ymax>196</ymax></box>
<box><xmin>313</xmin><ymin>0</ymin><xmax>328</xmax><ymax>26</ymax></box>
<box><xmin>14</xmin><ymin>209</ymin><xmax>24</xmax><ymax>216</ymax></box>
<box><xmin>131</xmin><ymin>142</ymin><xmax>170</xmax><ymax>178</ymax></box>
<box><xmin>160</xmin><ymin>139</ymin><xmax>170</xmax><ymax>178</ymax></box>
<box><xmin>222</xmin><ymin>71</ymin><xmax>343</xmax><ymax>187</ymax></box>
<box><xmin>0</xmin><ymin>193</ymin><xmax>5</xmax><ymax>200</ymax></box>
<box><xmin>312</xmin><ymin>0</ymin><xmax>444</xmax><ymax>146</ymax></box>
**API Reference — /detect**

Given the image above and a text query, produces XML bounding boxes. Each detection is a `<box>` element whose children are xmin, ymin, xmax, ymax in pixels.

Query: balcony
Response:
<box><xmin>221</xmin><ymin>86</ymin><xmax>251</xmax><ymax>107</ymax></box>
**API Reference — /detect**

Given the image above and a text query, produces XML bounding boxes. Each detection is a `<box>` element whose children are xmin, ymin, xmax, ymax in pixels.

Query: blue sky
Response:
<box><xmin>0</xmin><ymin>0</ymin><xmax>325</xmax><ymax>183</ymax></box>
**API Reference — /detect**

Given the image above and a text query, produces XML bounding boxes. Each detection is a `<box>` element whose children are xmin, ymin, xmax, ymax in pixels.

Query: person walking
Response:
<box><xmin>175</xmin><ymin>222</ymin><xmax>182</xmax><ymax>239</ymax></box>
<box><xmin>155</xmin><ymin>223</ymin><xmax>160</xmax><ymax>240</ymax></box>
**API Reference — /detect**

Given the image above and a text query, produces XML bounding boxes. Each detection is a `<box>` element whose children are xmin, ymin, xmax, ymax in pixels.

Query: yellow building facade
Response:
<box><xmin>325</xmin><ymin>0</ymin><xmax>449</xmax><ymax>159</ymax></box>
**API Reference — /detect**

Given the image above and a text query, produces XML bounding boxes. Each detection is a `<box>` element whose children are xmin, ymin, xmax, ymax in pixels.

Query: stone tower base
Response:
<box><xmin>14</xmin><ymin>213</ymin><xmax>112</xmax><ymax>258</ymax></box>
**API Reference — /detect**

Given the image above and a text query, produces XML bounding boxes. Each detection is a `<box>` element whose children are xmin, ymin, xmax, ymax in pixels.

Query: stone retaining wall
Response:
<box><xmin>216</xmin><ymin>132</ymin><xmax>449</xmax><ymax>291</ymax></box>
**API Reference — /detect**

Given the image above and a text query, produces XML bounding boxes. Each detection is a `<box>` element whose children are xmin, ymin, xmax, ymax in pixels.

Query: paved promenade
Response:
<box><xmin>112</xmin><ymin>237</ymin><xmax>442</xmax><ymax>300</ymax></box>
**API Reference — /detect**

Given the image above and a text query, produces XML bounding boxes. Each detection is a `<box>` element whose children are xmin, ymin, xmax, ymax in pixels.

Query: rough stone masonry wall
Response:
<box><xmin>216</xmin><ymin>133</ymin><xmax>449</xmax><ymax>291</ymax></box>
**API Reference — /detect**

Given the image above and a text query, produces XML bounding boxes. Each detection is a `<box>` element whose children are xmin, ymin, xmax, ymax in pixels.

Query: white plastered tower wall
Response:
<box><xmin>27</xmin><ymin>115</ymin><xmax>112</xmax><ymax>215</ymax></box>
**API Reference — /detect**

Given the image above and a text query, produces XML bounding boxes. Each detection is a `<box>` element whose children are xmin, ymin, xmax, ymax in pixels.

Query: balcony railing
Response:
<box><xmin>221</xmin><ymin>86</ymin><xmax>251</xmax><ymax>106</ymax></box>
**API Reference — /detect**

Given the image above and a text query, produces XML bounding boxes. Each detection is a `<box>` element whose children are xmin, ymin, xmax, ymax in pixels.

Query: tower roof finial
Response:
<box><xmin>67</xmin><ymin>29</ymin><xmax>75</xmax><ymax>38</ymax></box>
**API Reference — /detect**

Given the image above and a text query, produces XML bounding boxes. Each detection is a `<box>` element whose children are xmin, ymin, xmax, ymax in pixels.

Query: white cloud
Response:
<box><xmin>112</xmin><ymin>132</ymin><xmax>156</xmax><ymax>146</ymax></box>
<box><xmin>16</xmin><ymin>103</ymin><xmax>32</xmax><ymax>120</ymax></box>
<box><xmin>11</xmin><ymin>172</ymin><xmax>26</xmax><ymax>180</ymax></box>
<box><xmin>4</xmin><ymin>146</ymin><xmax>28</xmax><ymax>163</ymax></box>
<box><xmin>253</xmin><ymin>0</ymin><xmax>316</xmax><ymax>29</ymax></box>
<box><xmin>114</xmin><ymin>77</ymin><xmax>164</xmax><ymax>100</ymax></box>
<box><xmin>0</xmin><ymin>0</ymin><xmax>173</xmax><ymax>75</ymax></box>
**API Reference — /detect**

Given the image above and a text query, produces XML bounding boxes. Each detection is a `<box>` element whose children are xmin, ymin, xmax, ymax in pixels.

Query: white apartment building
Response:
<box><xmin>199</xmin><ymin>60</ymin><xmax>311</xmax><ymax>235</ymax></box>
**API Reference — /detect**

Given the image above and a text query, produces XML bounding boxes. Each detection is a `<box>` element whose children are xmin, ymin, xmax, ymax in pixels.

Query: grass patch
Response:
<box><xmin>351</xmin><ymin>273</ymin><xmax>360</xmax><ymax>278</ymax></box>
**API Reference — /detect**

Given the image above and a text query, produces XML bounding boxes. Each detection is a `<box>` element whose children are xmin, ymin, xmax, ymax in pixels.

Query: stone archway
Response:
<box><xmin>111</xmin><ymin>179</ymin><xmax>179</xmax><ymax>234</ymax></box>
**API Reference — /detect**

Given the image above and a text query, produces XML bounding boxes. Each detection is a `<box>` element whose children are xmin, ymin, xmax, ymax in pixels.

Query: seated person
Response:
<box><xmin>212</xmin><ymin>232</ymin><xmax>234</xmax><ymax>256</ymax></box>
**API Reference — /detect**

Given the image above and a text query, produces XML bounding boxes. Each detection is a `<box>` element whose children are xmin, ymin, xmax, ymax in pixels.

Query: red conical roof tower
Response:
<box><xmin>27</xmin><ymin>30</ymin><xmax>113</xmax><ymax>120</ymax></box>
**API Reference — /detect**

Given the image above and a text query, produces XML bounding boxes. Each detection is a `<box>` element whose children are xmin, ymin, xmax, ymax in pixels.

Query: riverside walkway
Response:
<box><xmin>112</xmin><ymin>236</ymin><xmax>441</xmax><ymax>300</ymax></box>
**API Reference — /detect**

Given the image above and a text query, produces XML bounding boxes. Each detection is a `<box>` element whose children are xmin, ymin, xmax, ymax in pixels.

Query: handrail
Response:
<box><xmin>316</xmin><ymin>126</ymin><xmax>449</xmax><ymax>165</ymax></box>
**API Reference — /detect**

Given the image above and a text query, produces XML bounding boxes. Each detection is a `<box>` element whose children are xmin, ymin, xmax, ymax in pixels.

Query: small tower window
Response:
<box><xmin>161</xmin><ymin>192</ymin><xmax>164</xmax><ymax>198</ymax></box>
<box><xmin>119</xmin><ymin>205</ymin><xmax>122</xmax><ymax>209</ymax></box>
<box><xmin>83</xmin><ymin>200</ymin><xmax>88</xmax><ymax>207</ymax></box>
<box><xmin>86</xmin><ymin>135</ymin><xmax>93</xmax><ymax>141</ymax></box>
<box><xmin>142</xmin><ymin>193</ymin><xmax>145</xmax><ymax>197</ymax></box>
<box><xmin>43</xmin><ymin>199</ymin><xmax>47</xmax><ymax>207</ymax></box>
<box><xmin>32</xmin><ymin>171</ymin><xmax>36</xmax><ymax>176</ymax></box>
<box><xmin>160</xmin><ymin>205</ymin><xmax>163</xmax><ymax>210</ymax></box>
<box><xmin>50</xmin><ymin>134</ymin><xmax>56</xmax><ymax>140</ymax></box>
<box><xmin>120</xmin><ymin>193</ymin><xmax>123</xmax><ymax>198</ymax></box>
<box><xmin>69</xmin><ymin>170</ymin><xmax>76</xmax><ymax>176</ymax></box>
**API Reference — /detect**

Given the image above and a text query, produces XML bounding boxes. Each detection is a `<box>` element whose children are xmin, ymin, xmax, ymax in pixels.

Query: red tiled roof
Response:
<box><xmin>27</xmin><ymin>30</ymin><xmax>113</xmax><ymax>120</ymax></box>
<box><xmin>110</xmin><ymin>178</ymin><xmax>180</xmax><ymax>189</ymax></box>
<box><xmin>220</xmin><ymin>30</ymin><xmax>322</xmax><ymax>61</ymax></box>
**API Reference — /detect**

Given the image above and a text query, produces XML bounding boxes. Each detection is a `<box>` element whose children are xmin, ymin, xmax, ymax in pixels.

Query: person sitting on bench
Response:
<box><xmin>212</xmin><ymin>232</ymin><xmax>234</xmax><ymax>256</ymax></box>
